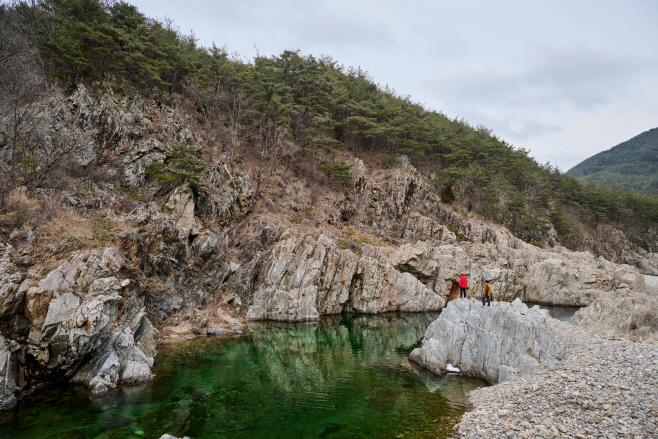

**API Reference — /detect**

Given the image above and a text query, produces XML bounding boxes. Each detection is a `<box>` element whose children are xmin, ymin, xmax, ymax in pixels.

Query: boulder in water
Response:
<box><xmin>409</xmin><ymin>298</ymin><xmax>563</xmax><ymax>383</ymax></box>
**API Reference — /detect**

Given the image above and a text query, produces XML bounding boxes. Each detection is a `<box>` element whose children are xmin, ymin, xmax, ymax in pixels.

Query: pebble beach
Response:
<box><xmin>453</xmin><ymin>320</ymin><xmax>658</xmax><ymax>439</ymax></box>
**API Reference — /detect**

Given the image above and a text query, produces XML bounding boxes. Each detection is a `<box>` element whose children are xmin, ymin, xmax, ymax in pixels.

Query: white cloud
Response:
<box><xmin>425</xmin><ymin>45</ymin><xmax>646</xmax><ymax>110</ymax></box>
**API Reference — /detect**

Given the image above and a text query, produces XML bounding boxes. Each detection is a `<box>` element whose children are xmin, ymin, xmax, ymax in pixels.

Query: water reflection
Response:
<box><xmin>0</xmin><ymin>313</ymin><xmax>487</xmax><ymax>439</ymax></box>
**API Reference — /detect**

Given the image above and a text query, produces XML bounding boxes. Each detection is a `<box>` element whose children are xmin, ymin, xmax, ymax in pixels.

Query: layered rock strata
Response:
<box><xmin>245</xmin><ymin>225</ymin><xmax>648</xmax><ymax>321</ymax></box>
<box><xmin>0</xmin><ymin>246</ymin><xmax>159</xmax><ymax>405</ymax></box>
<box><xmin>409</xmin><ymin>298</ymin><xmax>563</xmax><ymax>383</ymax></box>
<box><xmin>246</xmin><ymin>235</ymin><xmax>445</xmax><ymax>321</ymax></box>
<box><xmin>237</xmin><ymin>155</ymin><xmax>649</xmax><ymax>320</ymax></box>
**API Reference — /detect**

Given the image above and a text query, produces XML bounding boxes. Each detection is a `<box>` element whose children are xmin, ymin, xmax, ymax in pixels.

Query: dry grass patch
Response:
<box><xmin>0</xmin><ymin>192</ymin><xmax>126</xmax><ymax>257</ymax></box>
<box><xmin>340</xmin><ymin>227</ymin><xmax>385</xmax><ymax>253</ymax></box>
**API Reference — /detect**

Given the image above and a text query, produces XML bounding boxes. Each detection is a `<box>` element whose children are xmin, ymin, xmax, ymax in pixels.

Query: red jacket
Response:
<box><xmin>459</xmin><ymin>275</ymin><xmax>468</xmax><ymax>288</ymax></box>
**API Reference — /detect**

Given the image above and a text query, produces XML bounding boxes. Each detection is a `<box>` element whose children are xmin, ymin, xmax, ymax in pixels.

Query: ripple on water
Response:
<box><xmin>0</xmin><ymin>313</ymin><xmax>487</xmax><ymax>439</ymax></box>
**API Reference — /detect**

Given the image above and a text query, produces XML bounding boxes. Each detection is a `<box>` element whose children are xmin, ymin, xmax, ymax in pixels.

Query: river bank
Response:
<box><xmin>453</xmin><ymin>319</ymin><xmax>658</xmax><ymax>439</ymax></box>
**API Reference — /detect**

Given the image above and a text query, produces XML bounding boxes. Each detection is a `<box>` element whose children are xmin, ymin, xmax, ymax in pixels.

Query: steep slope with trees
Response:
<box><xmin>1</xmin><ymin>0</ymin><xmax>658</xmax><ymax>412</ymax></box>
<box><xmin>568</xmin><ymin>128</ymin><xmax>658</xmax><ymax>196</ymax></box>
<box><xmin>3</xmin><ymin>0</ymin><xmax>658</xmax><ymax>253</ymax></box>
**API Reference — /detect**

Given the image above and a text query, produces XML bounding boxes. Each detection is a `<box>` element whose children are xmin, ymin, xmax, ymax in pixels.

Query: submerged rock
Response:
<box><xmin>409</xmin><ymin>298</ymin><xmax>563</xmax><ymax>383</ymax></box>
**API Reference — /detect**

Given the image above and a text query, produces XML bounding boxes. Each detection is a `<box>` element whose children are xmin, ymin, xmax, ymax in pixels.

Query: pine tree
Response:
<box><xmin>145</xmin><ymin>142</ymin><xmax>205</xmax><ymax>192</ymax></box>
<box><xmin>320</xmin><ymin>162</ymin><xmax>352</xmax><ymax>186</ymax></box>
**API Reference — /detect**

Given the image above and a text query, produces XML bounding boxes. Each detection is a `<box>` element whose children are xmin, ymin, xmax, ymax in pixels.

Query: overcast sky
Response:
<box><xmin>130</xmin><ymin>0</ymin><xmax>658</xmax><ymax>171</ymax></box>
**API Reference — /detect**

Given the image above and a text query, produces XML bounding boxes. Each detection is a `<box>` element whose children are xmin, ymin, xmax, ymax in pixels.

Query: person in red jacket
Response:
<box><xmin>459</xmin><ymin>272</ymin><xmax>468</xmax><ymax>298</ymax></box>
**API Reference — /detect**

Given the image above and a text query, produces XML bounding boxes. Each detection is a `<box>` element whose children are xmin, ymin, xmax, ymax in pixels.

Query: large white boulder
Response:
<box><xmin>409</xmin><ymin>298</ymin><xmax>563</xmax><ymax>383</ymax></box>
<box><xmin>346</xmin><ymin>257</ymin><xmax>444</xmax><ymax>313</ymax></box>
<box><xmin>247</xmin><ymin>235</ymin><xmax>357</xmax><ymax>321</ymax></box>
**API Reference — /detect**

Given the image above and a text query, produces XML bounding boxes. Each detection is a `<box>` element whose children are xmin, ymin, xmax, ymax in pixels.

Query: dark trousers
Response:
<box><xmin>482</xmin><ymin>295</ymin><xmax>491</xmax><ymax>306</ymax></box>
<box><xmin>460</xmin><ymin>287</ymin><xmax>467</xmax><ymax>297</ymax></box>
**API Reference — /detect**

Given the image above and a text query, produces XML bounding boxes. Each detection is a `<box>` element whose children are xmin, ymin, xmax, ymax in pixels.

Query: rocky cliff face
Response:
<box><xmin>409</xmin><ymin>298</ymin><xmax>563</xmax><ymax>383</ymax></box>
<box><xmin>243</xmin><ymin>211</ymin><xmax>649</xmax><ymax>322</ymax></box>
<box><xmin>1</xmin><ymin>85</ymin><xmax>657</xmax><ymax>410</ymax></box>
<box><xmin>0</xmin><ymin>243</ymin><xmax>159</xmax><ymax>408</ymax></box>
<box><xmin>245</xmin><ymin>235</ymin><xmax>445</xmax><ymax>321</ymax></box>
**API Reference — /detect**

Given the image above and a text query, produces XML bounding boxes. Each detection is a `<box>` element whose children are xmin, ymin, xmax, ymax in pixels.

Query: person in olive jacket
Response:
<box><xmin>482</xmin><ymin>280</ymin><xmax>492</xmax><ymax>306</ymax></box>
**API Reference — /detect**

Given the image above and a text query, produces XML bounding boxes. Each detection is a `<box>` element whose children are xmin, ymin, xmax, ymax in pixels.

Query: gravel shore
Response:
<box><xmin>453</xmin><ymin>320</ymin><xmax>658</xmax><ymax>439</ymax></box>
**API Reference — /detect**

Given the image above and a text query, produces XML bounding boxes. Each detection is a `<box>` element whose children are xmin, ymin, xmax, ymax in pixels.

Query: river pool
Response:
<box><xmin>0</xmin><ymin>313</ymin><xmax>487</xmax><ymax>439</ymax></box>
<box><xmin>529</xmin><ymin>304</ymin><xmax>582</xmax><ymax>322</ymax></box>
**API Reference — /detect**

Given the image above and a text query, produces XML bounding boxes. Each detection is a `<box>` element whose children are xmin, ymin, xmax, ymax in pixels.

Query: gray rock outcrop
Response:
<box><xmin>69</xmin><ymin>312</ymin><xmax>159</xmax><ymax>394</ymax></box>
<box><xmin>571</xmin><ymin>292</ymin><xmax>658</xmax><ymax>342</ymax></box>
<box><xmin>409</xmin><ymin>298</ymin><xmax>563</xmax><ymax>383</ymax></box>
<box><xmin>0</xmin><ymin>336</ymin><xmax>17</xmax><ymax>410</ymax></box>
<box><xmin>4</xmin><ymin>247</ymin><xmax>159</xmax><ymax>397</ymax></box>
<box><xmin>246</xmin><ymin>235</ymin><xmax>359</xmax><ymax>321</ymax></box>
<box><xmin>246</xmin><ymin>235</ymin><xmax>445</xmax><ymax>321</ymax></box>
<box><xmin>237</xmin><ymin>156</ymin><xmax>650</xmax><ymax>320</ymax></box>
<box><xmin>244</xmin><ymin>222</ymin><xmax>648</xmax><ymax>321</ymax></box>
<box><xmin>164</xmin><ymin>185</ymin><xmax>201</xmax><ymax>241</ymax></box>
<box><xmin>347</xmin><ymin>256</ymin><xmax>443</xmax><ymax>314</ymax></box>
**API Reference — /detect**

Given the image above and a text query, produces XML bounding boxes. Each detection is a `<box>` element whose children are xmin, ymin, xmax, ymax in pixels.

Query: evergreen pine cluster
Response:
<box><xmin>3</xmin><ymin>0</ymin><xmax>658</xmax><ymax>249</ymax></box>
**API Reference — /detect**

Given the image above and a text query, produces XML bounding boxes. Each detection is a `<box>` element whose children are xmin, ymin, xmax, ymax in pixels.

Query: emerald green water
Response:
<box><xmin>0</xmin><ymin>313</ymin><xmax>486</xmax><ymax>439</ymax></box>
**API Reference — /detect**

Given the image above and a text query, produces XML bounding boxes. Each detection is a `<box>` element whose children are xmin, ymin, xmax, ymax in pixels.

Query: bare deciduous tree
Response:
<box><xmin>252</xmin><ymin>124</ymin><xmax>298</xmax><ymax>202</ymax></box>
<box><xmin>0</xmin><ymin>2</ymin><xmax>86</xmax><ymax>205</ymax></box>
<box><xmin>220</xmin><ymin>87</ymin><xmax>253</xmax><ymax>162</ymax></box>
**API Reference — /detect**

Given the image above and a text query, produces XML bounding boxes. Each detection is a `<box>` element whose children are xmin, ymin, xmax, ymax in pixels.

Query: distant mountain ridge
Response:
<box><xmin>567</xmin><ymin>128</ymin><xmax>658</xmax><ymax>196</ymax></box>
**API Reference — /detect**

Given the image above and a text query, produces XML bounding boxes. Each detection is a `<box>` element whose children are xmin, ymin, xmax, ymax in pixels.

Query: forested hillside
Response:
<box><xmin>2</xmin><ymin>0</ymin><xmax>658</xmax><ymax>251</ymax></box>
<box><xmin>568</xmin><ymin>128</ymin><xmax>658</xmax><ymax>197</ymax></box>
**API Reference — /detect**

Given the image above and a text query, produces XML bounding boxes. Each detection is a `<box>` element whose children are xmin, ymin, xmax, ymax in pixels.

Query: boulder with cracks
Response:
<box><xmin>409</xmin><ymin>298</ymin><xmax>563</xmax><ymax>383</ymax></box>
